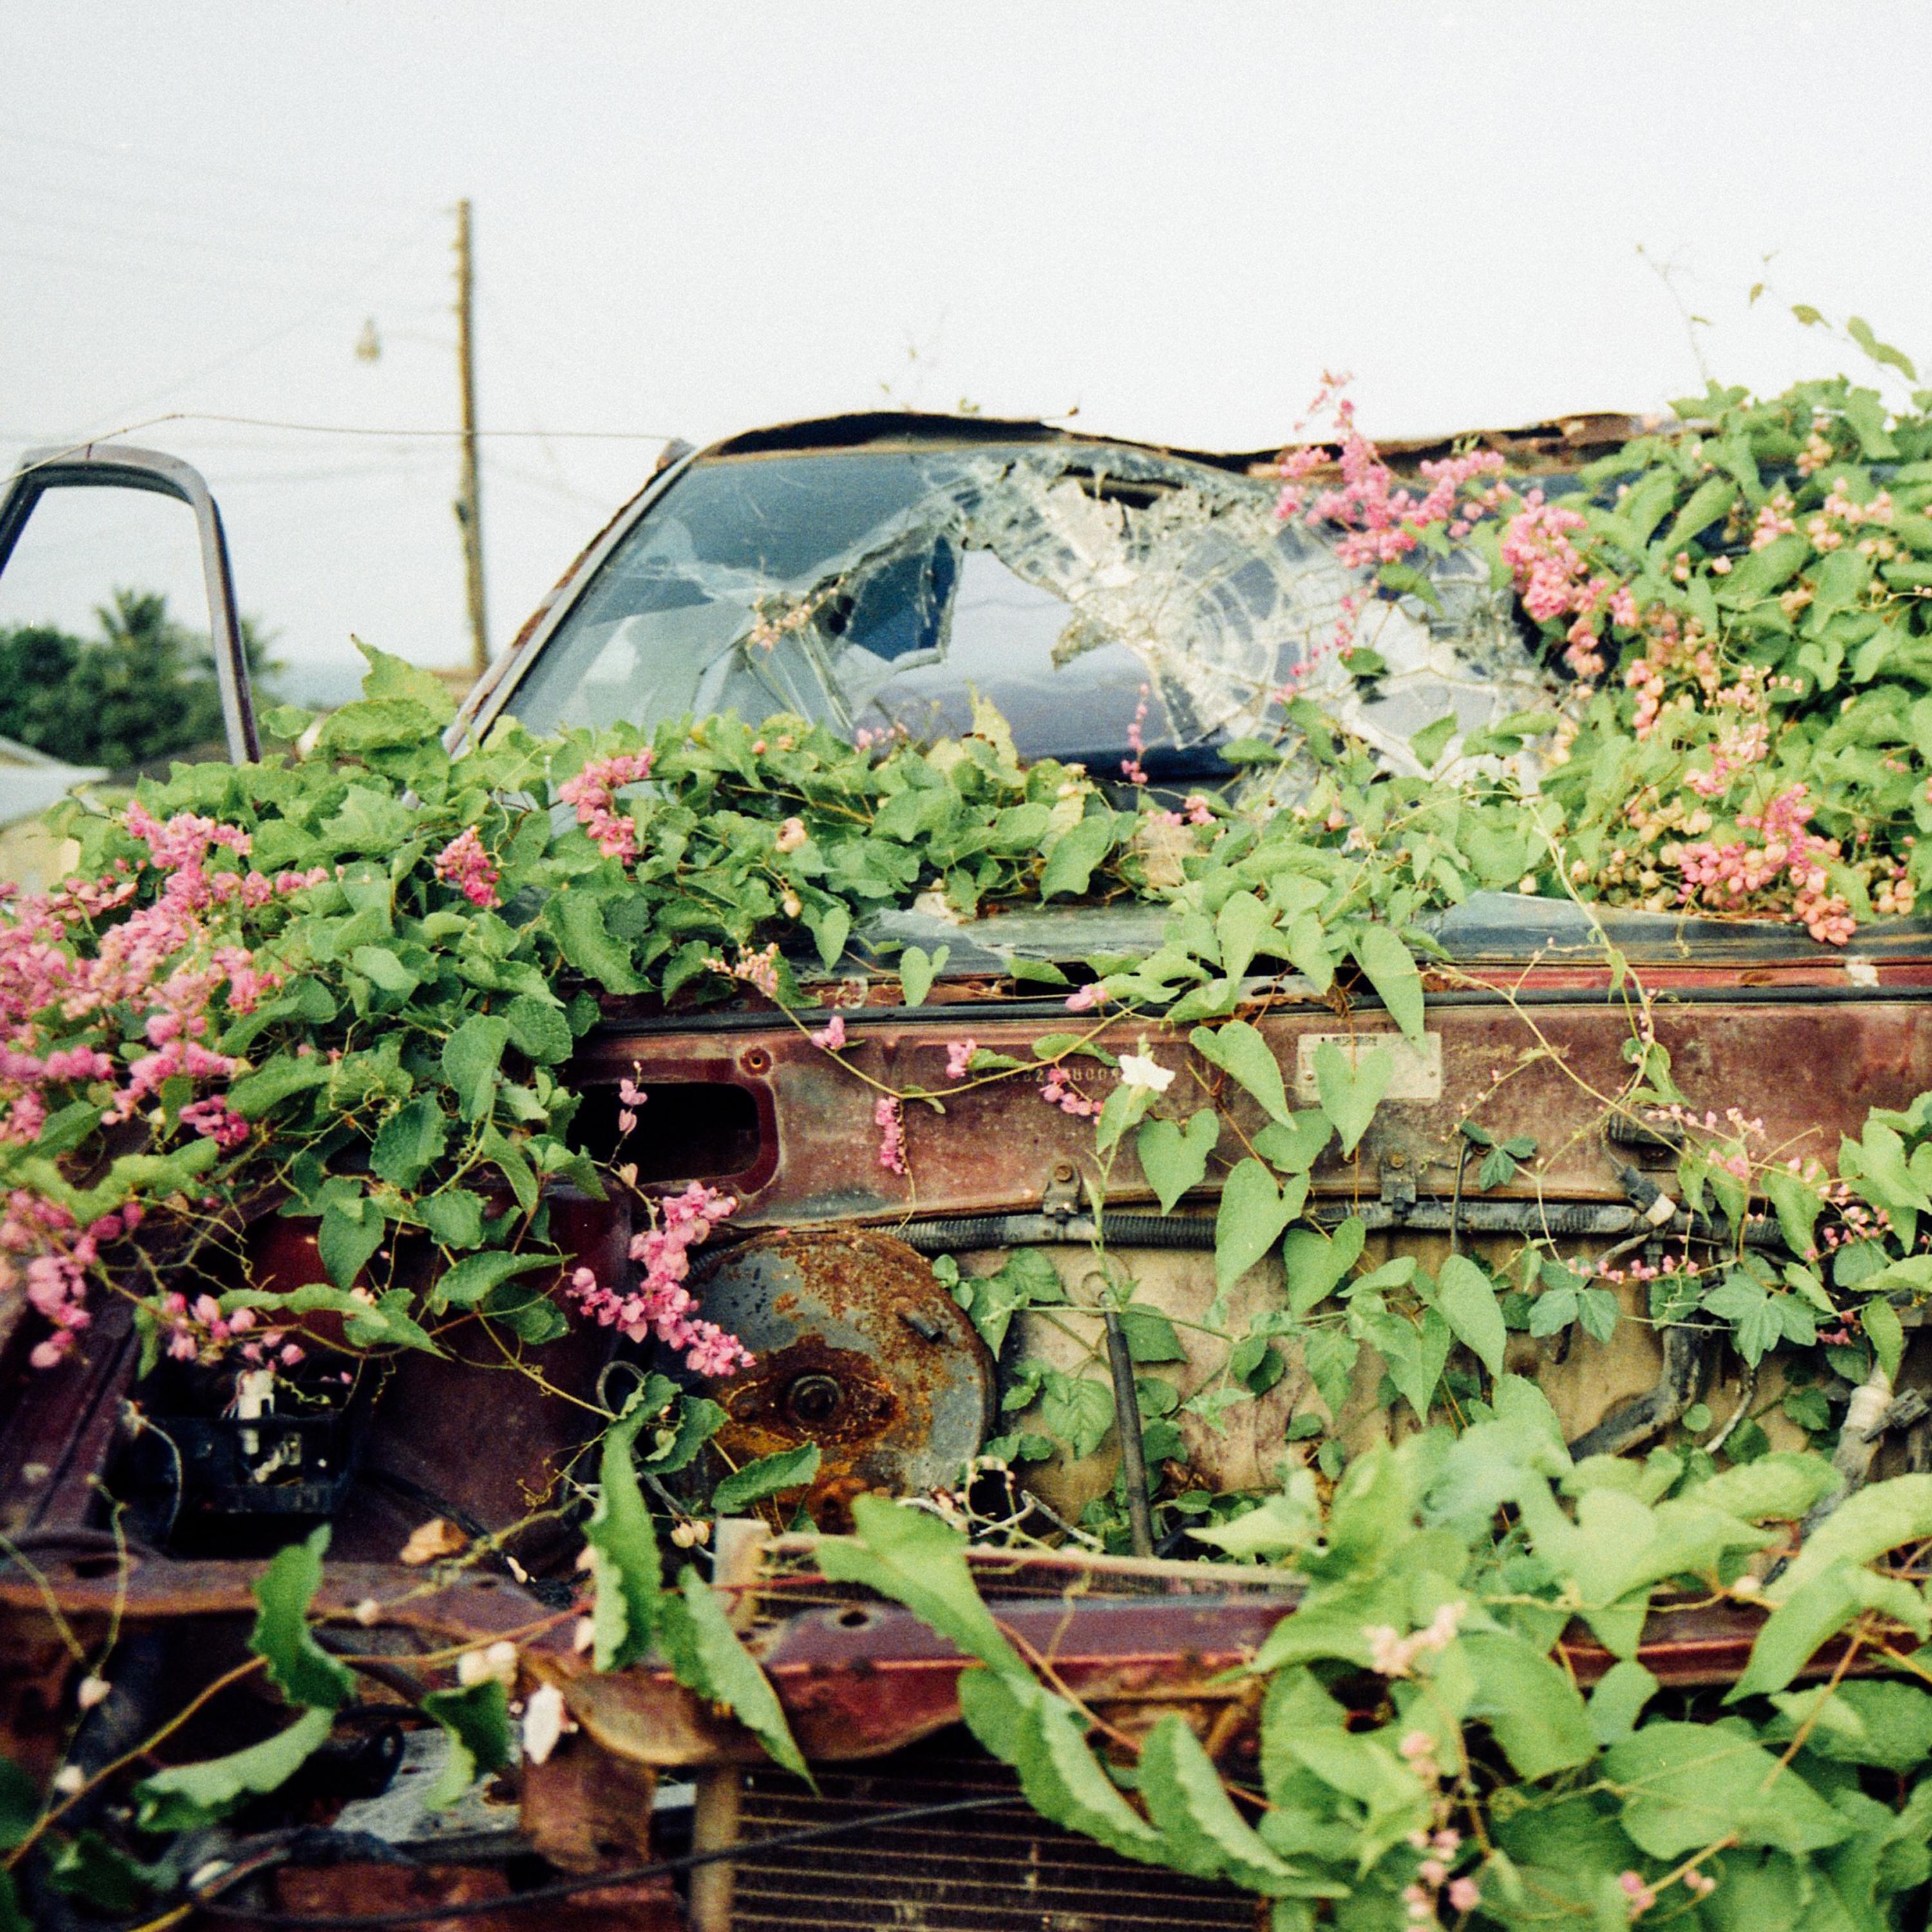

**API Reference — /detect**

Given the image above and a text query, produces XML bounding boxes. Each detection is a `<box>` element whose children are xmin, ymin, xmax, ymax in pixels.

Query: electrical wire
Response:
<box><xmin>179</xmin><ymin>1792</ymin><xmax>1025</xmax><ymax>1928</ymax></box>
<box><xmin>7</xmin><ymin>413</ymin><xmax>676</xmax><ymax>455</ymax></box>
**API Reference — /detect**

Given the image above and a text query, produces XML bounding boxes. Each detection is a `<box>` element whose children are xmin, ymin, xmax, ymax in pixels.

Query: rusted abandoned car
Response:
<box><xmin>2</xmin><ymin>408</ymin><xmax>1929</xmax><ymax>1931</ymax></box>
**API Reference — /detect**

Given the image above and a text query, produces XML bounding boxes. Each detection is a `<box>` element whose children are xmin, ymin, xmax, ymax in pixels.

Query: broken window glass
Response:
<box><xmin>505</xmin><ymin>440</ymin><xmax>1565</xmax><ymax>783</ymax></box>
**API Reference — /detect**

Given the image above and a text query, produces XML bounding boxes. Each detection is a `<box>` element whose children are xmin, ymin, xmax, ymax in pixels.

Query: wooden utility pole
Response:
<box><xmin>453</xmin><ymin>199</ymin><xmax>489</xmax><ymax>677</ymax></box>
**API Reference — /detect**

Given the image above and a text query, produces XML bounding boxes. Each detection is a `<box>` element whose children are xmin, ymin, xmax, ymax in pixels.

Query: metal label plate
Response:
<box><xmin>1294</xmin><ymin>1031</ymin><xmax>1443</xmax><ymax>1104</ymax></box>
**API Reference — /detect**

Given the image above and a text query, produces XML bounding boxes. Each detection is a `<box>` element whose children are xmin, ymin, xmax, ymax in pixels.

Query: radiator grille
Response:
<box><xmin>731</xmin><ymin>1741</ymin><xmax>1260</xmax><ymax>1931</ymax></box>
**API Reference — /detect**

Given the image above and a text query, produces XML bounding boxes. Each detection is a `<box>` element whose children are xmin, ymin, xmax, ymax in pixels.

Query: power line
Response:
<box><xmin>6</xmin><ymin>412</ymin><xmax>676</xmax><ymax>451</ymax></box>
<box><xmin>0</xmin><ymin>122</ymin><xmax>420</xmax><ymax>214</ymax></box>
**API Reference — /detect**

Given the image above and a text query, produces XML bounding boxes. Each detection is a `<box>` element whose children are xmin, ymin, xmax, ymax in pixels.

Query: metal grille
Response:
<box><xmin>731</xmin><ymin>1740</ymin><xmax>1260</xmax><ymax>1931</ymax></box>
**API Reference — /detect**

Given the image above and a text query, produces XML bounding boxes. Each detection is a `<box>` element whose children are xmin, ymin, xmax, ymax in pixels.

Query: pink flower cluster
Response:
<box><xmin>0</xmin><ymin>800</ymin><xmax>332</xmax><ymax>1366</ymax></box>
<box><xmin>1497</xmin><ymin>496</ymin><xmax>1618</xmax><ymax>675</ymax></box>
<box><xmin>706</xmin><ymin>943</ymin><xmax>781</xmax><ymax>1001</ymax></box>
<box><xmin>810</xmin><ymin>1012</ymin><xmax>848</xmax><ymax>1052</ymax></box>
<box><xmin>1038</xmin><ymin>1070</ymin><xmax>1099</xmax><ymax>1118</ymax></box>
<box><xmin>558</xmin><ymin>748</ymin><xmax>655</xmax><ymax>861</ymax></box>
<box><xmin>874</xmin><ymin>1095</ymin><xmax>907</xmax><ymax>1174</ymax></box>
<box><xmin>1121</xmin><ymin>685</ymin><xmax>1151</xmax><ymax>786</ymax></box>
<box><xmin>1363</xmin><ymin>1600</ymin><xmax>1463</xmax><ymax>1678</ymax></box>
<box><xmin>1671</xmin><ymin>783</ymin><xmax>1855</xmax><ymax>943</ymax></box>
<box><xmin>433</xmin><ymin>826</ymin><xmax>501</xmax><ymax>908</ymax></box>
<box><xmin>943</xmin><ymin>1038</ymin><xmax>977</xmax><ymax>1080</ymax></box>
<box><xmin>156</xmin><ymin>1291</ymin><xmax>303</xmax><ymax>1368</ymax></box>
<box><xmin>1275</xmin><ymin>386</ymin><xmax>1507</xmax><ymax>569</ymax></box>
<box><xmin>565</xmin><ymin>1181</ymin><xmax>751</xmax><ymax>1376</ymax></box>
<box><xmin>8</xmin><ymin>1194</ymin><xmax>142</xmax><ymax>1368</ymax></box>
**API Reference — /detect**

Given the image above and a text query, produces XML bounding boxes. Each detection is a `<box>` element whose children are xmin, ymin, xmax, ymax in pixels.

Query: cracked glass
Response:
<box><xmin>505</xmin><ymin>440</ymin><xmax>1565</xmax><ymax>784</ymax></box>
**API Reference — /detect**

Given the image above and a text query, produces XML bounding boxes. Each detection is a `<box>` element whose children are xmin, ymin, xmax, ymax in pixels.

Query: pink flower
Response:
<box><xmin>810</xmin><ymin>1013</ymin><xmax>847</xmax><ymax>1052</ymax></box>
<box><xmin>557</xmin><ymin>749</ymin><xmax>654</xmax><ymax>862</ymax></box>
<box><xmin>1446</xmin><ymin>1878</ymin><xmax>1480</xmax><ymax>1913</ymax></box>
<box><xmin>874</xmin><ymin>1095</ymin><xmax>907</xmax><ymax>1175</ymax></box>
<box><xmin>565</xmin><ymin>1182</ymin><xmax>751</xmax><ymax>1376</ymax></box>
<box><xmin>775</xmin><ymin>816</ymin><xmax>808</xmax><ymax>853</ymax></box>
<box><xmin>432</xmin><ymin>826</ymin><xmax>500</xmax><ymax>908</ymax></box>
<box><xmin>943</xmin><ymin>1038</ymin><xmax>976</xmax><ymax>1080</ymax></box>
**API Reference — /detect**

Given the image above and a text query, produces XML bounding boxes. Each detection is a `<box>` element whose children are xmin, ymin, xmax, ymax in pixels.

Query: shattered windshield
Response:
<box><xmin>504</xmin><ymin>440</ymin><xmax>1564</xmax><ymax>779</ymax></box>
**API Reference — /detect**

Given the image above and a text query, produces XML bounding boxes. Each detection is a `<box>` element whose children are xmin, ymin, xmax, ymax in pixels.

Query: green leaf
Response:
<box><xmin>250</xmin><ymin>1525</ymin><xmax>351</xmax><ymax>1711</ymax></box>
<box><xmin>712</xmin><ymin>1444</ymin><xmax>822</xmax><ymax>1514</ymax></box>
<box><xmin>816</xmin><ymin>1494</ymin><xmax>1026</xmax><ymax>1679</ymax></box>
<box><xmin>1863</xmin><ymin>1294</ymin><xmax>1904</xmax><ymax>1380</ymax></box>
<box><xmin>898</xmin><ymin>944</ymin><xmax>948</xmax><ymax>1007</ymax></box>
<box><xmin>1602</xmin><ymin>1720</ymin><xmax>1850</xmax><ymax>1858</ymax></box>
<box><xmin>1435</xmin><ymin>1252</ymin><xmax>1506</xmax><ymax>1377</ymax></box>
<box><xmin>1253</xmin><ymin>1111</ymin><xmax>1332</xmax><ymax>1175</ymax></box>
<box><xmin>1848</xmin><ymin>315</ymin><xmax>1918</xmax><ymax>383</ymax></box>
<box><xmin>432</xmin><ymin>1249</ymin><xmax>557</xmax><ymax>1311</ymax></box>
<box><xmin>505</xmin><ymin>993</ymin><xmax>574</xmax><ymax>1065</ymax></box>
<box><xmin>1282</xmin><ymin>1218</ymin><xmax>1365</xmax><ymax>1316</ymax></box>
<box><xmin>421</xmin><ymin>1680</ymin><xmax>513</xmax><ymax>1809</ymax></box>
<box><xmin>1215</xmin><ymin>1158</ymin><xmax>1301</xmax><ymax>1294</ymax></box>
<box><xmin>370</xmin><ymin>1095</ymin><xmax>449</xmax><ymax>1189</ymax></box>
<box><xmin>1408</xmin><ymin>714</ymin><xmax>1456</xmax><ymax>770</ymax></box>
<box><xmin>1095</xmin><ymin>1078</ymin><xmax>1155</xmax><ymax>1155</ymax></box>
<box><xmin>421</xmin><ymin>1187</ymin><xmax>486</xmax><ymax>1250</ymax></box>
<box><xmin>1350</xmin><ymin>925</ymin><xmax>1424</xmax><ymax>1045</ymax></box>
<box><xmin>1313</xmin><ymin>1039</ymin><xmax>1392</xmax><ymax>1157</ymax></box>
<box><xmin>1139</xmin><ymin>1712</ymin><xmax>1315</xmax><ymax>1894</ymax></box>
<box><xmin>46</xmin><ymin>1832</ymin><xmax>163</xmax><ymax>1913</ymax></box>
<box><xmin>357</xmin><ymin>638</ymin><xmax>457</xmax><ymax>722</ymax></box>
<box><xmin>1137</xmin><ymin>1108</ymin><xmax>1220</xmax><ymax>1212</ymax></box>
<box><xmin>1039</xmin><ymin>812</ymin><xmax>1114</xmax><ymax>898</ymax></box>
<box><xmin>0</xmin><ymin>1757</ymin><xmax>35</xmax><ymax>1853</ymax></box>
<box><xmin>1763</xmin><ymin>1167</ymin><xmax>1823</xmax><ymax>1261</ymax></box>
<box><xmin>1463</xmin><ymin>1631</ymin><xmax>1595</xmax><ymax>1779</ymax></box>
<box><xmin>1216</xmin><ymin>891</ymin><xmax>1274</xmax><ymax>982</ymax></box>
<box><xmin>317</xmin><ymin>1198</ymin><xmax>383</xmax><ymax>1289</ymax></box>
<box><xmin>442</xmin><ymin>1014</ymin><xmax>511</xmax><ymax>1121</ymax></box>
<box><xmin>959</xmin><ymin>1672</ymin><xmax>1165</xmax><ymax>1862</ymax></box>
<box><xmin>1766</xmin><ymin>1472</ymin><xmax>1932</xmax><ymax>1604</ymax></box>
<box><xmin>547</xmin><ymin>889</ymin><xmax>643</xmax><ymax>994</ymax></box>
<box><xmin>225</xmin><ymin>1052</ymin><xmax>332</xmax><ymax>1121</ymax></box>
<box><xmin>1730</xmin><ymin>1562</ymin><xmax>1931</xmax><ymax>1701</ymax></box>
<box><xmin>1587</xmin><ymin>1658</ymin><xmax>1658</xmax><ymax>1746</ymax></box>
<box><xmin>1191</xmin><ymin>1020</ymin><xmax>1291</xmax><ymax>1126</ymax></box>
<box><xmin>1041</xmin><ymin>1374</ymin><xmax>1116</xmax><ymax>1459</ymax></box>
<box><xmin>343</xmin><ymin>1287</ymin><xmax>441</xmax><ymax>1354</ymax></box>
<box><xmin>1119</xmin><ymin>1307</ymin><xmax>1186</xmax><ymax>1363</ymax></box>
<box><xmin>350</xmin><ymin>943</ymin><xmax>419</xmax><ymax>997</ymax></box>
<box><xmin>659</xmin><ymin>1566</ymin><xmax>810</xmax><ymax>1780</ymax></box>
<box><xmin>804</xmin><ymin>899</ymin><xmax>851</xmax><ymax>969</ymax></box>
<box><xmin>134</xmin><ymin>1706</ymin><xmax>335</xmax><ymax>1833</ymax></box>
<box><xmin>1766</xmin><ymin>1680</ymin><xmax>1932</xmax><ymax>1772</ymax></box>
<box><xmin>586</xmin><ymin>1390</ymin><xmax>664</xmax><ymax>1671</ymax></box>
<box><xmin>1658</xmin><ymin>475</ymin><xmax>1739</xmax><ymax>559</ymax></box>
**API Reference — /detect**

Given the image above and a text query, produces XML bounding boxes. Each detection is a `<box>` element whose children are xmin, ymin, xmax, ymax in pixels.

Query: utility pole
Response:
<box><xmin>453</xmin><ymin>198</ymin><xmax>489</xmax><ymax>677</ymax></box>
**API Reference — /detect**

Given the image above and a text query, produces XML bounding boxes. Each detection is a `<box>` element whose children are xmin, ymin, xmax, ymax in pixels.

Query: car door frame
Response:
<box><xmin>0</xmin><ymin>443</ymin><xmax>260</xmax><ymax>762</ymax></box>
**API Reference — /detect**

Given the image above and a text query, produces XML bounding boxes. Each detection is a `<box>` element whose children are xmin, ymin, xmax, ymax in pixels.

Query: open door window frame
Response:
<box><xmin>0</xmin><ymin>443</ymin><xmax>260</xmax><ymax>763</ymax></box>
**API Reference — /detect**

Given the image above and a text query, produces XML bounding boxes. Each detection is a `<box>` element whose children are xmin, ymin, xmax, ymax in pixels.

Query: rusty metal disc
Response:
<box><xmin>690</xmin><ymin>1229</ymin><xmax>994</xmax><ymax>1524</ymax></box>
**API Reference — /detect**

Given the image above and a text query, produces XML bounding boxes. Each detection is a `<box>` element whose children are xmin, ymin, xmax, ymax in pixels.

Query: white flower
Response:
<box><xmin>1118</xmin><ymin>1052</ymin><xmax>1175</xmax><ymax>1095</ymax></box>
<box><xmin>573</xmin><ymin>1616</ymin><xmax>596</xmax><ymax>1653</ymax></box>
<box><xmin>52</xmin><ymin>1765</ymin><xmax>84</xmax><ymax>1795</ymax></box>
<box><xmin>457</xmin><ymin>1639</ymin><xmax>518</xmax><ymax>1689</ymax></box>
<box><xmin>522</xmin><ymin>1681</ymin><xmax>574</xmax><ymax>1765</ymax></box>
<box><xmin>75</xmin><ymin>1676</ymin><xmax>111</xmax><ymax>1710</ymax></box>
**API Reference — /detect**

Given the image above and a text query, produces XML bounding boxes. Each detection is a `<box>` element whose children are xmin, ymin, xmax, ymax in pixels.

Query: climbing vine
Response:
<box><xmin>6</xmin><ymin>355</ymin><xmax>1932</xmax><ymax>1924</ymax></box>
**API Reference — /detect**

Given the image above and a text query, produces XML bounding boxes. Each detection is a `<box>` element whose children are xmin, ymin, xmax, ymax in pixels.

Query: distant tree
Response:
<box><xmin>0</xmin><ymin>589</ymin><xmax>278</xmax><ymax>770</ymax></box>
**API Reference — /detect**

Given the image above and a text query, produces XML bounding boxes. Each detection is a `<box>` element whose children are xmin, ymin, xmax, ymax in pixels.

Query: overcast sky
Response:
<box><xmin>6</xmin><ymin>3</ymin><xmax>1931</xmax><ymax>701</ymax></box>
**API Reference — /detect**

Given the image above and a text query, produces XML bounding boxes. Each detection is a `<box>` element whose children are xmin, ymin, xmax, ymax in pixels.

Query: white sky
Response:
<box><xmin>6</xmin><ymin>2</ymin><xmax>1931</xmax><ymax>700</ymax></box>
